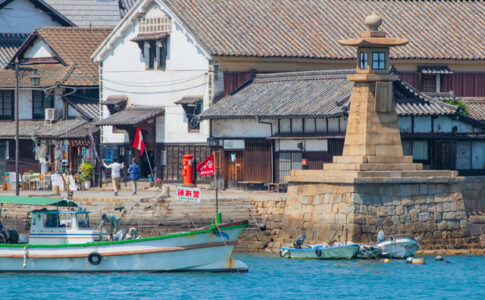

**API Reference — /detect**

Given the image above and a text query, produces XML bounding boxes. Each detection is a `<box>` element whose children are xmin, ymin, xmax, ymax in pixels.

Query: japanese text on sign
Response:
<box><xmin>176</xmin><ymin>186</ymin><xmax>201</xmax><ymax>202</ymax></box>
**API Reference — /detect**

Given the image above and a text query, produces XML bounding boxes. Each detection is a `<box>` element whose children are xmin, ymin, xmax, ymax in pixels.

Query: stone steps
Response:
<box><xmin>323</xmin><ymin>162</ymin><xmax>423</xmax><ymax>171</ymax></box>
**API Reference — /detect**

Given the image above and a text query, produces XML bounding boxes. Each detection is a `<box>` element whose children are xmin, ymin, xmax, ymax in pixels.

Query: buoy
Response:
<box><xmin>435</xmin><ymin>256</ymin><xmax>443</xmax><ymax>261</ymax></box>
<box><xmin>406</xmin><ymin>257</ymin><xmax>425</xmax><ymax>264</ymax></box>
<box><xmin>384</xmin><ymin>258</ymin><xmax>389</xmax><ymax>263</ymax></box>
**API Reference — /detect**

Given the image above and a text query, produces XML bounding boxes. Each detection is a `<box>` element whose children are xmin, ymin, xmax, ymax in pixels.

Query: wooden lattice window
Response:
<box><xmin>139</xmin><ymin>16</ymin><xmax>172</xmax><ymax>33</ymax></box>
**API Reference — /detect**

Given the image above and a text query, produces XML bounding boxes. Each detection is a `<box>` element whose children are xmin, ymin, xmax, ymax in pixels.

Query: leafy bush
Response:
<box><xmin>79</xmin><ymin>162</ymin><xmax>94</xmax><ymax>182</ymax></box>
<box><xmin>442</xmin><ymin>98</ymin><xmax>468</xmax><ymax>116</ymax></box>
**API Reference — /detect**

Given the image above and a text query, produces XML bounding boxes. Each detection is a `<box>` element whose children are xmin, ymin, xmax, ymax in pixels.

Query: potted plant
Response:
<box><xmin>79</xmin><ymin>162</ymin><xmax>94</xmax><ymax>189</ymax></box>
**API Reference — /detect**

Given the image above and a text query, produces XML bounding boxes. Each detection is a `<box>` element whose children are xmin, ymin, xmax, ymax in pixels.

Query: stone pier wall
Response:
<box><xmin>257</xmin><ymin>176</ymin><xmax>485</xmax><ymax>253</ymax></box>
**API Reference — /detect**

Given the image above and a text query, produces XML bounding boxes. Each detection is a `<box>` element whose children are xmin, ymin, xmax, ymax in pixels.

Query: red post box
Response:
<box><xmin>182</xmin><ymin>154</ymin><xmax>194</xmax><ymax>185</ymax></box>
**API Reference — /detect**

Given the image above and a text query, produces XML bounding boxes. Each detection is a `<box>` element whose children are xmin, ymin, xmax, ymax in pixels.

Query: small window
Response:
<box><xmin>185</xmin><ymin>104</ymin><xmax>200</xmax><ymax>132</ymax></box>
<box><xmin>44</xmin><ymin>214</ymin><xmax>59</xmax><ymax>227</ymax></box>
<box><xmin>413</xmin><ymin>141</ymin><xmax>428</xmax><ymax>160</ymax></box>
<box><xmin>148</xmin><ymin>41</ymin><xmax>156</xmax><ymax>69</ymax></box>
<box><xmin>372</xmin><ymin>52</ymin><xmax>386</xmax><ymax>70</ymax></box>
<box><xmin>158</xmin><ymin>42</ymin><xmax>167</xmax><ymax>70</ymax></box>
<box><xmin>422</xmin><ymin>75</ymin><xmax>437</xmax><ymax>93</ymax></box>
<box><xmin>0</xmin><ymin>90</ymin><xmax>13</xmax><ymax>120</ymax></box>
<box><xmin>77</xmin><ymin>213</ymin><xmax>90</xmax><ymax>229</ymax></box>
<box><xmin>32</xmin><ymin>91</ymin><xmax>54</xmax><ymax>120</ymax></box>
<box><xmin>359</xmin><ymin>52</ymin><xmax>368</xmax><ymax>69</ymax></box>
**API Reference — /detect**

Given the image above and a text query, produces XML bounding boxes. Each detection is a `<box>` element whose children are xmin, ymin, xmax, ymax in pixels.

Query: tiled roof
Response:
<box><xmin>119</xmin><ymin>0</ymin><xmax>137</xmax><ymax>17</ymax></box>
<box><xmin>103</xmin><ymin>95</ymin><xmax>128</xmax><ymax>105</ymax></box>
<box><xmin>97</xmin><ymin>106</ymin><xmax>164</xmax><ymax>126</ymax></box>
<box><xmin>0</xmin><ymin>27</ymin><xmax>111</xmax><ymax>88</ymax></box>
<box><xmin>64</xmin><ymin>94</ymin><xmax>99</xmax><ymax>121</ymax></box>
<box><xmin>0</xmin><ymin>33</ymin><xmax>28</xmax><ymax>69</ymax></box>
<box><xmin>44</xmin><ymin>0</ymin><xmax>122</xmax><ymax>27</ymax></box>
<box><xmin>0</xmin><ymin>0</ymin><xmax>74</xmax><ymax>26</ymax></box>
<box><xmin>463</xmin><ymin>98</ymin><xmax>485</xmax><ymax>121</ymax></box>
<box><xmin>200</xmin><ymin>70</ymin><xmax>461</xmax><ymax>120</ymax></box>
<box><xmin>200</xmin><ymin>70</ymin><xmax>354</xmax><ymax>119</ymax></box>
<box><xmin>0</xmin><ymin>117</ymin><xmax>91</xmax><ymax>139</ymax></box>
<box><xmin>418</xmin><ymin>66</ymin><xmax>454</xmax><ymax>75</ymax></box>
<box><xmin>161</xmin><ymin>0</ymin><xmax>485</xmax><ymax>60</ymax></box>
<box><xmin>175</xmin><ymin>96</ymin><xmax>203</xmax><ymax>105</ymax></box>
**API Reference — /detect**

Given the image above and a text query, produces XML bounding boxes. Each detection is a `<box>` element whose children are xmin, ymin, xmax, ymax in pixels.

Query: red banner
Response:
<box><xmin>196</xmin><ymin>154</ymin><xmax>215</xmax><ymax>176</ymax></box>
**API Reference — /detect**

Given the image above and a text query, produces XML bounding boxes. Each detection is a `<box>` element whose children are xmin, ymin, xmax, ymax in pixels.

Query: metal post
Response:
<box><xmin>213</xmin><ymin>151</ymin><xmax>218</xmax><ymax>217</ymax></box>
<box><xmin>14</xmin><ymin>61</ymin><xmax>19</xmax><ymax>196</ymax></box>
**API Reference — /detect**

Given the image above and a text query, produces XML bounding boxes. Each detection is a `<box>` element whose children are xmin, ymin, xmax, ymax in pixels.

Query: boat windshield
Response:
<box><xmin>77</xmin><ymin>213</ymin><xmax>90</xmax><ymax>229</ymax></box>
<box><xmin>43</xmin><ymin>213</ymin><xmax>71</xmax><ymax>228</ymax></box>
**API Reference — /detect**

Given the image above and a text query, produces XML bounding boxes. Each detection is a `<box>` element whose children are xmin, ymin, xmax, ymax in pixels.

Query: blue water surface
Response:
<box><xmin>1</xmin><ymin>254</ymin><xmax>484</xmax><ymax>299</ymax></box>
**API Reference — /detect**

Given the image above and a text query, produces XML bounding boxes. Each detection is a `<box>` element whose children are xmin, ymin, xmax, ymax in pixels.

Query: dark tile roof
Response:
<box><xmin>44</xmin><ymin>0</ymin><xmax>122</xmax><ymax>27</ymax></box>
<box><xmin>418</xmin><ymin>66</ymin><xmax>453</xmax><ymax>75</ymax></box>
<box><xmin>0</xmin><ymin>27</ymin><xmax>111</xmax><ymax>88</ymax></box>
<box><xmin>64</xmin><ymin>94</ymin><xmax>99</xmax><ymax>121</ymax></box>
<box><xmin>97</xmin><ymin>106</ymin><xmax>164</xmax><ymax>126</ymax></box>
<box><xmin>131</xmin><ymin>32</ymin><xmax>169</xmax><ymax>42</ymax></box>
<box><xmin>119</xmin><ymin>0</ymin><xmax>137</xmax><ymax>17</ymax></box>
<box><xmin>463</xmin><ymin>98</ymin><xmax>485</xmax><ymax>121</ymax></box>
<box><xmin>161</xmin><ymin>0</ymin><xmax>485</xmax><ymax>60</ymax></box>
<box><xmin>175</xmin><ymin>96</ymin><xmax>203</xmax><ymax>105</ymax></box>
<box><xmin>0</xmin><ymin>33</ymin><xmax>28</xmax><ymax>69</ymax></box>
<box><xmin>0</xmin><ymin>0</ymin><xmax>74</xmax><ymax>26</ymax></box>
<box><xmin>200</xmin><ymin>70</ymin><xmax>354</xmax><ymax>119</ymax></box>
<box><xmin>103</xmin><ymin>95</ymin><xmax>128</xmax><ymax>105</ymax></box>
<box><xmin>200</xmin><ymin>69</ymin><xmax>461</xmax><ymax>120</ymax></box>
<box><xmin>0</xmin><ymin>117</ymin><xmax>91</xmax><ymax>139</ymax></box>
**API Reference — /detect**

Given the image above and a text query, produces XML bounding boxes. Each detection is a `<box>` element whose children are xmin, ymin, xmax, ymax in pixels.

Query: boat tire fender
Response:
<box><xmin>315</xmin><ymin>248</ymin><xmax>322</xmax><ymax>258</ymax></box>
<box><xmin>88</xmin><ymin>252</ymin><xmax>102</xmax><ymax>265</ymax></box>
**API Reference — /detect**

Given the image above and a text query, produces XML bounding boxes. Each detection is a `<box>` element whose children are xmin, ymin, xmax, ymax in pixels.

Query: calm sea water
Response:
<box><xmin>1</xmin><ymin>254</ymin><xmax>484</xmax><ymax>299</ymax></box>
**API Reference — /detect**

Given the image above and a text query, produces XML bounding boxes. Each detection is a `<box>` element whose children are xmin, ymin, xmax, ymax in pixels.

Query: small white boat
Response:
<box><xmin>0</xmin><ymin>196</ymin><xmax>248</xmax><ymax>272</ymax></box>
<box><xmin>377</xmin><ymin>238</ymin><xmax>420</xmax><ymax>259</ymax></box>
<box><xmin>280</xmin><ymin>243</ymin><xmax>360</xmax><ymax>260</ymax></box>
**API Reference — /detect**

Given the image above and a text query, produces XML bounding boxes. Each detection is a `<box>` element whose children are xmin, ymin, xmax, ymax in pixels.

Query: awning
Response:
<box><xmin>266</xmin><ymin>133</ymin><xmax>345</xmax><ymax>140</ymax></box>
<box><xmin>0</xmin><ymin>196</ymin><xmax>78</xmax><ymax>207</ymax></box>
<box><xmin>175</xmin><ymin>96</ymin><xmax>203</xmax><ymax>105</ymax></box>
<box><xmin>418</xmin><ymin>66</ymin><xmax>453</xmax><ymax>74</ymax></box>
<box><xmin>102</xmin><ymin>95</ymin><xmax>128</xmax><ymax>105</ymax></box>
<box><xmin>96</xmin><ymin>106</ymin><xmax>164</xmax><ymax>126</ymax></box>
<box><xmin>130</xmin><ymin>32</ymin><xmax>169</xmax><ymax>42</ymax></box>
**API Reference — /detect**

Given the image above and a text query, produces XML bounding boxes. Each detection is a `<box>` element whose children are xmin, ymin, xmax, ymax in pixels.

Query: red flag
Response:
<box><xmin>197</xmin><ymin>154</ymin><xmax>215</xmax><ymax>176</ymax></box>
<box><xmin>132</xmin><ymin>127</ymin><xmax>145</xmax><ymax>154</ymax></box>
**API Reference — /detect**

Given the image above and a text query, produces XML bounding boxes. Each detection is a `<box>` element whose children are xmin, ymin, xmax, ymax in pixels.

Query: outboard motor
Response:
<box><xmin>377</xmin><ymin>230</ymin><xmax>385</xmax><ymax>243</ymax></box>
<box><xmin>0</xmin><ymin>229</ymin><xmax>19</xmax><ymax>244</ymax></box>
<box><xmin>293</xmin><ymin>234</ymin><xmax>306</xmax><ymax>249</ymax></box>
<box><xmin>114</xmin><ymin>229</ymin><xmax>126</xmax><ymax>241</ymax></box>
<box><xmin>126</xmin><ymin>227</ymin><xmax>139</xmax><ymax>240</ymax></box>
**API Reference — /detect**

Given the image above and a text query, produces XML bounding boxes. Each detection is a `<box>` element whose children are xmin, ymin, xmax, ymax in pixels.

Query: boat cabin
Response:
<box><xmin>29</xmin><ymin>209</ymin><xmax>100</xmax><ymax>245</ymax></box>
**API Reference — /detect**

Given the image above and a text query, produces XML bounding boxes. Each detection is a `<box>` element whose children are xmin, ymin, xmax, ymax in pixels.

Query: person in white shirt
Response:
<box><xmin>103</xmin><ymin>159</ymin><xmax>124</xmax><ymax>196</ymax></box>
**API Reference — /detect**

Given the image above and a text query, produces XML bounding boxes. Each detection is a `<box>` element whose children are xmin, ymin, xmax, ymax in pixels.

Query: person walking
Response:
<box><xmin>103</xmin><ymin>159</ymin><xmax>124</xmax><ymax>196</ymax></box>
<box><xmin>127</xmin><ymin>158</ymin><xmax>140</xmax><ymax>195</ymax></box>
<box><xmin>98</xmin><ymin>213</ymin><xmax>121</xmax><ymax>241</ymax></box>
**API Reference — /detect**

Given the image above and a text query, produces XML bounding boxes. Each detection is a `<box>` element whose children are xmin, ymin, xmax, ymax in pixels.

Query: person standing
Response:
<box><xmin>127</xmin><ymin>158</ymin><xmax>140</xmax><ymax>195</ymax></box>
<box><xmin>103</xmin><ymin>159</ymin><xmax>124</xmax><ymax>196</ymax></box>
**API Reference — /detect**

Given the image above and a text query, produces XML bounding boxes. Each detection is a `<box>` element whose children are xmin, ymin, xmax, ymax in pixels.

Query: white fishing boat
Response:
<box><xmin>377</xmin><ymin>238</ymin><xmax>420</xmax><ymax>259</ymax></box>
<box><xmin>280</xmin><ymin>236</ymin><xmax>359</xmax><ymax>260</ymax></box>
<box><xmin>0</xmin><ymin>196</ymin><xmax>248</xmax><ymax>272</ymax></box>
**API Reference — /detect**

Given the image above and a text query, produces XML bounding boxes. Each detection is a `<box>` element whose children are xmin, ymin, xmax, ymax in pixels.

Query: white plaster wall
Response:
<box><xmin>316</xmin><ymin>119</ymin><xmax>327</xmax><ymax>132</ymax></box>
<box><xmin>340</xmin><ymin>117</ymin><xmax>347</xmax><ymax>132</ymax></box>
<box><xmin>0</xmin><ymin>0</ymin><xmax>63</xmax><ymax>33</ymax></box>
<box><xmin>328</xmin><ymin>118</ymin><xmax>339</xmax><ymax>132</ymax></box>
<box><xmin>155</xmin><ymin>116</ymin><xmax>165</xmax><ymax>142</ymax></box>
<box><xmin>304</xmin><ymin>118</ymin><xmax>315</xmax><ymax>133</ymax></box>
<box><xmin>19</xmin><ymin>89</ymin><xmax>32</xmax><ymax>120</ymax></box>
<box><xmin>212</xmin><ymin>119</ymin><xmax>273</xmax><ymax>138</ymax></box>
<box><xmin>306</xmin><ymin>140</ymin><xmax>328</xmax><ymax>151</ymax></box>
<box><xmin>100</xmin><ymin>3</ymin><xmax>211</xmax><ymax>144</ymax></box>
<box><xmin>398</xmin><ymin>116</ymin><xmax>412</xmax><ymax>133</ymax></box>
<box><xmin>23</xmin><ymin>40</ymin><xmax>52</xmax><ymax>58</ymax></box>
<box><xmin>280</xmin><ymin>119</ymin><xmax>290</xmax><ymax>133</ymax></box>
<box><xmin>414</xmin><ymin>116</ymin><xmax>432</xmax><ymax>133</ymax></box>
<box><xmin>292</xmin><ymin>119</ymin><xmax>303</xmax><ymax>133</ymax></box>
<box><xmin>434</xmin><ymin>116</ymin><xmax>473</xmax><ymax>133</ymax></box>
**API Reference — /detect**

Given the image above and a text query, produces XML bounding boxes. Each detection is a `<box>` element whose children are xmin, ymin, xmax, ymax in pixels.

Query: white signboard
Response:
<box><xmin>223</xmin><ymin>139</ymin><xmax>245</xmax><ymax>150</ymax></box>
<box><xmin>51</xmin><ymin>174</ymin><xmax>65</xmax><ymax>191</ymax></box>
<box><xmin>176</xmin><ymin>186</ymin><xmax>201</xmax><ymax>202</ymax></box>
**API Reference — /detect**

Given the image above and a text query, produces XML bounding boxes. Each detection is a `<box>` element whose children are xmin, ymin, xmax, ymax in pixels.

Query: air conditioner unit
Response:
<box><xmin>45</xmin><ymin>108</ymin><xmax>57</xmax><ymax>122</ymax></box>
